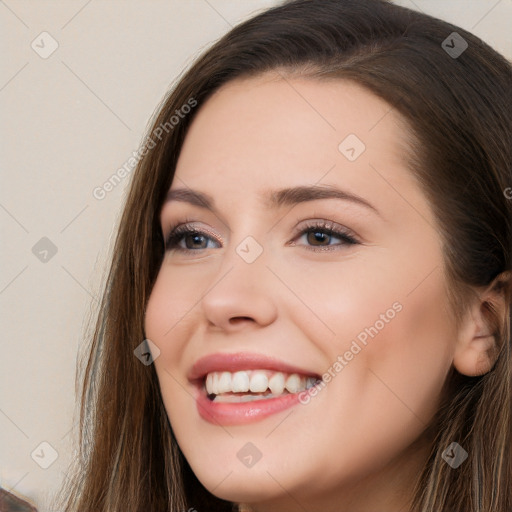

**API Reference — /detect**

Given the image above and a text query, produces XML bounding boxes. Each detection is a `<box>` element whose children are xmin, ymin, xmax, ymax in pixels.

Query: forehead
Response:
<box><xmin>172</xmin><ymin>73</ymin><xmax>427</xmax><ymax>221</ymax></box>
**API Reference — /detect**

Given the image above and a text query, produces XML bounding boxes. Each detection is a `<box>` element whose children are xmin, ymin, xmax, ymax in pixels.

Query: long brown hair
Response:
<box><xmin>56</xmin><ymin>0</ymin><xmax>511</xmax><ymax>510</ymax></box>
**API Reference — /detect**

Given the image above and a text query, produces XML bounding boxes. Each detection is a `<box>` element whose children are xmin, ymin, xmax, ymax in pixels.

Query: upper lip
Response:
<box><xmin>188</xmin><ymin>352</ymin><xmax>321</xmax><ymax>382</ymax></box>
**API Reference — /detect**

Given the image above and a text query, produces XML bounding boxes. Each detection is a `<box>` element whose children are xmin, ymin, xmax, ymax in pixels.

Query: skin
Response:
<box><xmin>144</xmin><ymin>74</ymin><xmax>495</xmax><ymax>512</ymax></box>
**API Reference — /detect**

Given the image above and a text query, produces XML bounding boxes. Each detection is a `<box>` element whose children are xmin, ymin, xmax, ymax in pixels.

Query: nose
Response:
<box><xmin>200</xmin><ymin>248</ymin><xmax>278</xmax><ymax>332</ymax></box>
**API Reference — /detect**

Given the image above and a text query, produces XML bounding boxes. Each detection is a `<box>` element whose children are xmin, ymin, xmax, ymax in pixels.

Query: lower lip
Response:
<box><xmin>196</xmin><ymin>390</ymin><xmax>302</xmax><ymax>425</ymax></box>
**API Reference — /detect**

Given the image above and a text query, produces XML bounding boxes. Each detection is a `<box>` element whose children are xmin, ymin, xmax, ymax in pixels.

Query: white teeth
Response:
<box><xmin>249</xmin><ymin>371</ymin><xmax>269</xmax><ymax>392</ymax></box>
<box><xmin>268</xmin><ymin>372</ymin><xmax>286</xmax><ymax>395</ymax></box>
<box><xmin>206</xmin><ymin>373</ymin><xmax>214</xmax><ymax>394</ymax></box>
<box><xmin>215</xmin><ymin>393</ymin><xmax>278</xmax><ymax>403</ymax></box>
<box><xmin>204</xmin><ymin>369</ymin><xmax>317</xmax><ymax>398</ymax></box>
<box><xmin>212</xmin><ymin>372</ymin><xmax>219</xmax><ymax>394</ymax></box>
<box><xmin>231</xmin><ymin>371</ymin><xmax>250</xmax><ymax>392</ymax></box>
<box><xmin>285</xmin><ymin>374</ymin><xmax>301</xmax><ymax>393</ymax></box>
<box><xmin>217</xmin><ymin>371</ymin><xmax>232</xmax><ymax>394</ymax></box>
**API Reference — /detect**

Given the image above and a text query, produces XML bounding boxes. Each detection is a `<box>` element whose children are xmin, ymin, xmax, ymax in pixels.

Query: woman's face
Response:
<box><xmin>144</xmin><ymin>74</ymin><xmax>460</xmax><ymax>510</ymax></box>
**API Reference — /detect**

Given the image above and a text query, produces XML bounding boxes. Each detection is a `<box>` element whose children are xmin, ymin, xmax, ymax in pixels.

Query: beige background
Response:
<box><xmin>1</xmin><ymin>1</ymin><xmax>510</xmax><ymax>510</ymax></box>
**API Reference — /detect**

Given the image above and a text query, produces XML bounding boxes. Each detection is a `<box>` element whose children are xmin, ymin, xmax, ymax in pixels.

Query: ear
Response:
<box><xmin>453</xmin><ymin>271</ymin><xmax>511</xmax><ymax>377</ymax></box>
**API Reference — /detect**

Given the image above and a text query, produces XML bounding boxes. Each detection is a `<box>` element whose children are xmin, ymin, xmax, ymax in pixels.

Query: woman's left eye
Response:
<box><xmin>291</xmin><ymin>221</ymin><xmax>359</xmax><ymax>250</ymax></box>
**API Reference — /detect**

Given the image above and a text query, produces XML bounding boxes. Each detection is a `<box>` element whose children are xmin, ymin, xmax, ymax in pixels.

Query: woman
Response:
<box><xmin>57</xmin><ymin>0</ymin><xmax>511</xmax><ymax>510</ymax></box>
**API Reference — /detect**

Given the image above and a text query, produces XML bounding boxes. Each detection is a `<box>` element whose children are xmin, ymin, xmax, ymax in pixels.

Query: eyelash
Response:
<box><xmin>164</xmin><ymin>219</ymin><xmax>359</xmax><ymax>253</ymax></box>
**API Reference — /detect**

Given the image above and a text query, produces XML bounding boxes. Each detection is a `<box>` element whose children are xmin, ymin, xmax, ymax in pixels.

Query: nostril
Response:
<box><xmin>229</xmin><ymin>316</ymin><xmax>254</xmax><ymax>325</ymax></box>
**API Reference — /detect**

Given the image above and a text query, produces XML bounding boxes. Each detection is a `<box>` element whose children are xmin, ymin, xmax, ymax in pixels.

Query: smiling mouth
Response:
<box><xmin>204</xmin><ymin>369</ymin><xmax>320</xmax><ymax>403</ymax></box>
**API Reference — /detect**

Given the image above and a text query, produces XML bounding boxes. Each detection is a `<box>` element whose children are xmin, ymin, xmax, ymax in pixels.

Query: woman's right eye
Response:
<box><xmin>165</xmin><ymin>225</ymin><xmax>221</xmax><ymax>252</ymax></box>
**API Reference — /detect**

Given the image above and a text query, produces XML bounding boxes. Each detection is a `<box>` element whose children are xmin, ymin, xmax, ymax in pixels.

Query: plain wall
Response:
<box><xmin>1</xmin><ymin>1</ymin><xmax>510</xmax><ymax>510</ymax></box>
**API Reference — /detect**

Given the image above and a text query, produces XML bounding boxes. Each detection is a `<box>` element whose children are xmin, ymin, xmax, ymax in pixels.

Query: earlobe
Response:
<box><xmin>453</xmin><ymin>332</ymin><xmax>496</xmax><ymax>377</ymax></box>
<box><xmin>453</xmin><ymin>271</ymin><xmax>511</xmax><ymax>377</ymax></box>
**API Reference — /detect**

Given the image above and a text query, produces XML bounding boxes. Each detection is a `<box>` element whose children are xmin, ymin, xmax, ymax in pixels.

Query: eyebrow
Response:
<box><xmin>165</xmin><ymin>184</ymin><xmax>379</xmax><ymax>215</ymax></box>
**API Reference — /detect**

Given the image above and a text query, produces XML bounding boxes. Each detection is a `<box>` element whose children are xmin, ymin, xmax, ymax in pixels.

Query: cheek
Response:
<box><xmin>284</xmin><ymin>268</ymin><xmax>456</xmax><ymax>482</ymax></box>
<box><xmin>144</xmin><ymin>265</ymin><xmax>207</xmax><ymax>360</ymax></box>
<box><xmin>334</xmin><ymin>265</ymin><xmax>456</xmax><ymax>431</ymax></box>
<box><xmin>284</xmin><ymin>259</ymin><xmax>455</xmax><ymax>440</ymax></box>
<box><xmin>144</xmin><ymin>270</ymin><xmax>203</xmax><ymax>444</ymax></box>
<box><xmin>266</xmin><ymin>254</ymin><xmax>396</xmax><ymax>344</ymax></box>
<box><xmin>279</xmin><ymin>248</ymin><xmax>454</xmax><ymax>379</ymax></box>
